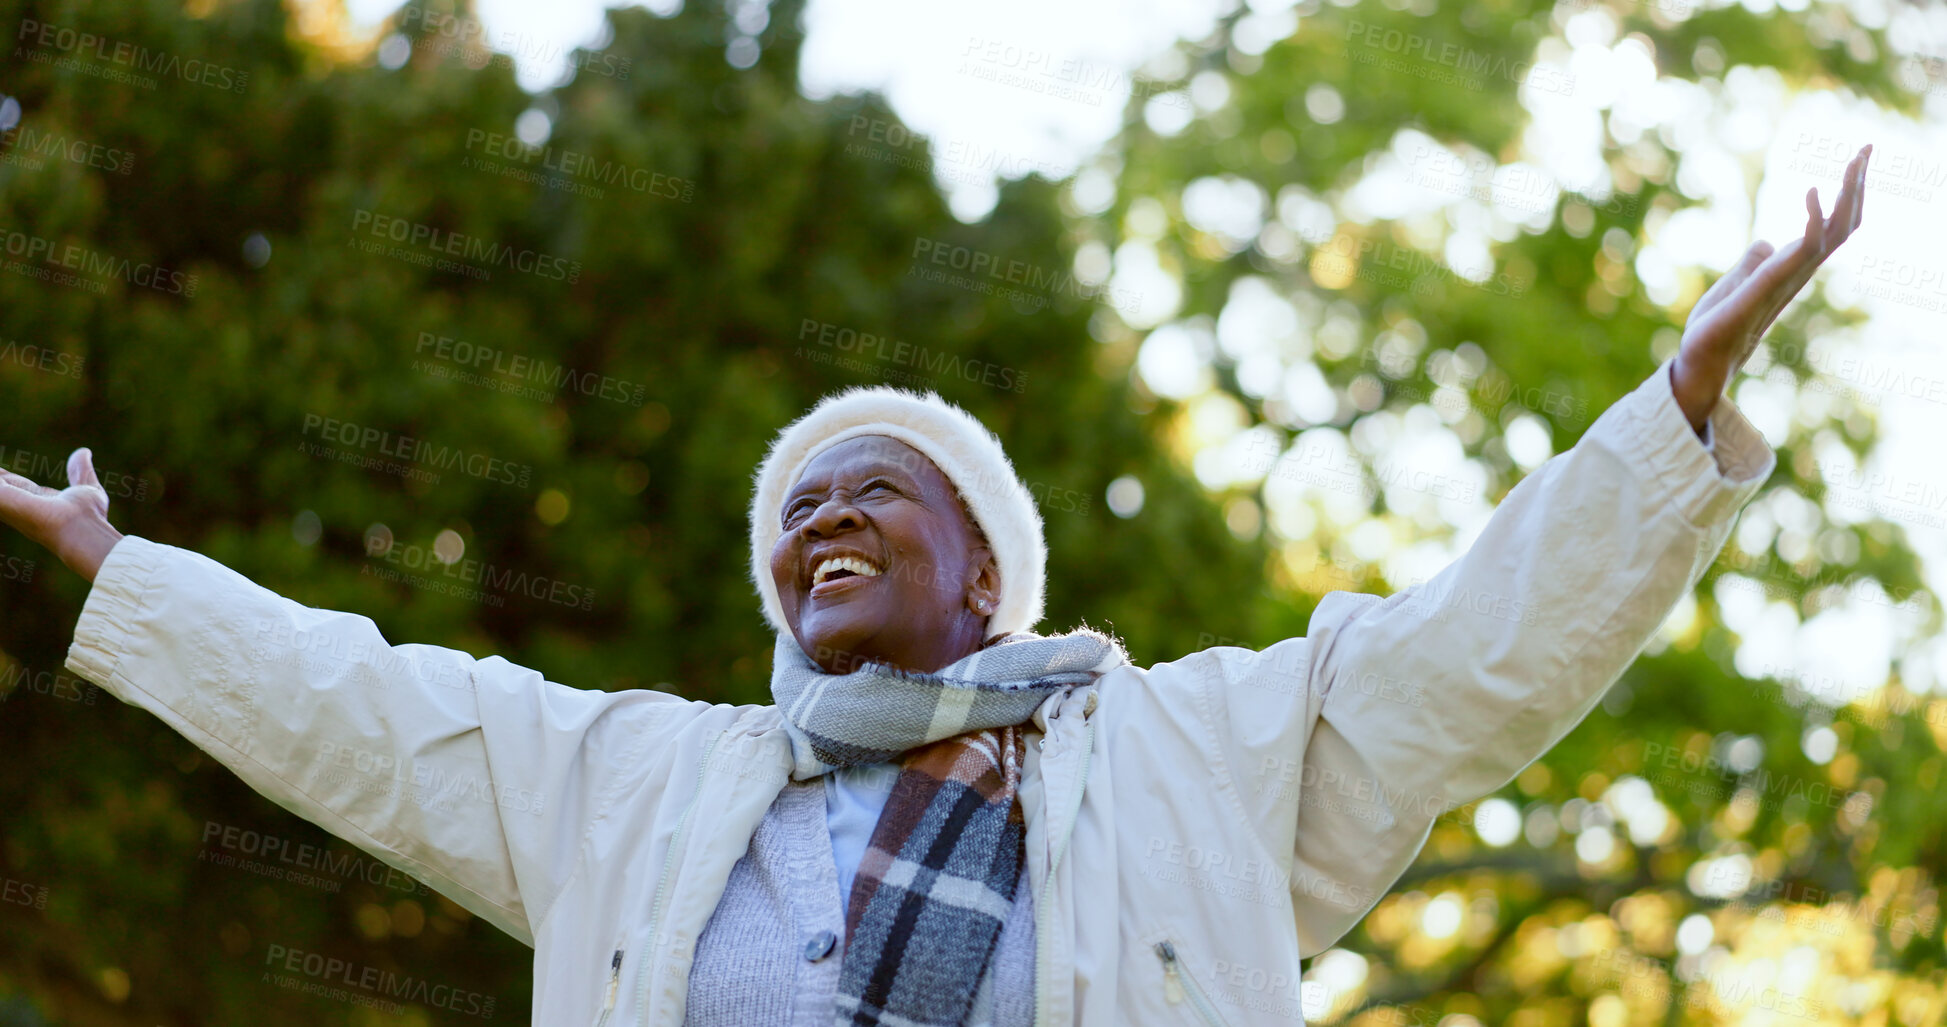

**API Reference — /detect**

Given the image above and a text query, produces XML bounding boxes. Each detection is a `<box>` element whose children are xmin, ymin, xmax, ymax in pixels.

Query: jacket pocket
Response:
<box><xmin>1153</xmin><ymin>939</ymin><xmax>1236</xmax><ymax>1027</ymax></box>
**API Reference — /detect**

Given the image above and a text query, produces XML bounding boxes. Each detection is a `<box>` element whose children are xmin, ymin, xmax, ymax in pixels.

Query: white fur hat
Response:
<box><xmin>748</xmin><ymin>386</ymin><xmax>1046</xmax><ymax>638</ymax></box>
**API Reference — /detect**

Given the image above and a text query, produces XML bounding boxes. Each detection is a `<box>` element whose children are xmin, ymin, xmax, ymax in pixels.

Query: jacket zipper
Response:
<box><xmin>633</xmin><ymin>731</ymin><xmax>722</xmax><ymax>1025</ymax></box>
<box><xmin>1034</xmin><ymin>716</ymin><xmax>1095</xmax><ymax>1027</ymax></box>
<box><xmin>1153</xmin><ymin>940</ymin><xmax>1233</xmax><ymax>1027</ymax></box>
<box><xmin>593</xmin><ymin>947</ymin><xmax>622</xmax><ymax>1027</ymax></box>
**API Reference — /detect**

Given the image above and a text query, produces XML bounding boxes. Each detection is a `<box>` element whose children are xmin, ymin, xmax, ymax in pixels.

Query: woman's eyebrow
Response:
<box><xmin>783</xmin><ymin>455</ymin><xmax>923</xmax><ymax>503</ymax></box>
<box><xmin>841</xmin><ymin>459</ymin><xmax>922</xmax><ymax>485</ymax></box>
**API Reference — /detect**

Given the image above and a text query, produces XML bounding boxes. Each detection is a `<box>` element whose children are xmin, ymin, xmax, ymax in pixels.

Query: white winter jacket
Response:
<box><xmin>64</xmin><ymin>363</ymin><xmax>1771</xmax><ymax>1026</ymax></box>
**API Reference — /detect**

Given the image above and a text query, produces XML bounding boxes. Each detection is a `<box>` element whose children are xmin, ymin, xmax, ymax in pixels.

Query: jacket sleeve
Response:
<box><xmin>63</xmin><ymin>536</ymin><xmax>709</xmax><ymax>948</ymax></box>
<box><xmin>1203</xmin><ymin>360</ymin><xmax>1774</xmax><ymax>956</ymax></box>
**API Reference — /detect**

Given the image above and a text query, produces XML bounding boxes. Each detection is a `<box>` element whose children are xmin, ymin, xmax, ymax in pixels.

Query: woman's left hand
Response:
<box><xmin>1671</xmin><ymin>144</ymin><xmax>1871</xmax><ymax>431</ymax></box>
<box><xmin>0</xmin><ymin>447</ymin><xmax>123</xmax><ymax>582</ymax></box>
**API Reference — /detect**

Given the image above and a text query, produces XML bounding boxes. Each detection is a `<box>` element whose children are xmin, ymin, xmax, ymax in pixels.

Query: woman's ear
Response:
<box><xmin>965</xmin><ymin>548</ymin><xmax>1001</xmax><ymax>617</ymax></box>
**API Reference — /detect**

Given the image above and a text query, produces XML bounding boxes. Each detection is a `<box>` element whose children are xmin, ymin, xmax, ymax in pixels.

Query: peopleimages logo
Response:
<box><xmin>399</xmin><ymin>8</ymin><xmax>632</xmax><ymax>81</ymax></box>
<box><xmin>795</xmin><ymin>319</ymin><xmax>1028</xmax><ymax>393</ymax></box>
<box><xmin>0</xmin><ymin>227</ymin><xmax>197</xmax><ymax>295</ymax></box>
<box><xmin>312</xmin><ymin>740</ymin><xmax>546</xmax><ymax>816</ymax></box>
<box><xmin>299</xmin><ymin>413</ymin><xmax>534</xmax><ymax>488</ymax></box>
<box><xmin>414</xmin><ymin>331</ymin><xmax>649</xmax><ymax>406</ymax></box>
<box><xmin>0</xmin><ymin>339</ymin><xmax>85</xmax><ymax>378</ymax></box>
<box><xmin>1310</xmin><ymin>233</ymin><xmax>1529</xmax><ymax>298</ymax></box>
<box><xmin>1403</xmin><ymin>143</ymin><xmax>1635</xmax><ymax>220</ymax></box>
<box><xmin>1340</xmin><ymin>20</ymin><xmax>1575</xmax><ymax>96</ymax></box>
<box><xmin>0</xmin><ymin>444</ymin><xmax>151</xmax><ymax>502</ymax></box>
<box><xmin>0</xmin><ymin>124</ymin><xmax>135</xmax><ymax>175</ymax></box>
<box><xmin>200</xmin><ymin>820</ymin><xmax>429</xmax><ymax>896</ymax></box>
<box><xmin>366</xmin><ymin>537</ymin><xmax>597</xmax><ymax>611</ymax></box>
<box><xmin>15</xmin><ymin>19</ymin><xmax>249</xmax><ymax>93</ymax></box>
<box><xmin>349</xmin><ymin>210</ymin><xmax>582</xmax><ymax>284</ymax></box>
<box><xmin>462</xmin><ymin>130</ymin><xmax>693</xmax><ymax>202</ymax></box>
<box><xmin>958</xmin><ymin>37</ymin><xmax>1187</xmax><ymax>109</ymax></box>
<box><xmin>844</xmin><ymin>116</ymin><xmax>1064</xmax><ymax>183</ymax></box>
<box><xmin>0</xmin><ymin>662</ymin><xmax>97</xmax><ymax>704</ymax></box>
<box><xmin>907</xmin><ymin>237</ymin><xmax>1145</xmax><ymax>315</ymax></box>
<box><xmin>264</xmin><ymin>944</ymin><xmax>496</xmax><ymax>1019</ymax></box>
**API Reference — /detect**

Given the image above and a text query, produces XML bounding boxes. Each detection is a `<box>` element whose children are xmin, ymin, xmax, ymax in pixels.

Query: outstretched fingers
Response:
<box><xmin>1692</xmin><ymin>149</ymin><xmax>1865</xmax><ymax>330</ymax></box>
<box><xmin>0</xmin><ymin>469</ymin><xmax>52</xmax><ymax>496</ymax></box>
<box><xmin>1709</xmin><ymin>236</ymin><xmax>1811</xmax><ymax>341</ymax></box>
<box><xmin>1718</xmin><ymin>153</ymin><xmax>1864</xmax><ymax>339</ymax></box>
<box><xmin>1838</xmin><ymin>144</ymin><xmax>1870</xmax><ymax>237</ymax></box>
<box><xmin>1802</xmin><ymin>145</ymin><xmax>1869</xmax><ymax>259</ymax></box>
<box><xmin>1750</xmin><ymin>147</ymin><xmax>1871</xmax><ymax>335</ymax></box>
<box><xmin>0</xmin><ymin>470</ymin><xmax>52</xmax><ymax>524</ymax></box>
<box><xmin>1668</xmin><ymin>145</ymin><xmax>1871</xmax><ymax>411</ymax></box>
<box><xmin>1694</xmin><ymin>240</ymin><xmax>1774</xmax><ymax>321</ymax></box>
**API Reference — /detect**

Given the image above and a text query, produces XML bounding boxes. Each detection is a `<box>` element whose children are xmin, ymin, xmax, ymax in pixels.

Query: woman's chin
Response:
<box><xmin>796</xmin><ymin>614</ymin><xmax>882</xmax><ymax>671</ymax></box>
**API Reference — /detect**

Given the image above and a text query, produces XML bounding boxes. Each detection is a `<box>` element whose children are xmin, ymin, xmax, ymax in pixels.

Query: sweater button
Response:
<box><xmin>804</xmin><ymin>930</ymin><xmax>838</xmax><ymax>962</ymax></box>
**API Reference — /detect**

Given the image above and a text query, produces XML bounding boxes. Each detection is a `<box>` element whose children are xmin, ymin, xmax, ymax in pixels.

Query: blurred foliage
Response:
<box><xmin>0</xmin><ymin>0</ymin><xmax>1942</xmax><ymax>1022</ymax></box>
<box><xmin>1093</xmin><ymin>0</ymin><xmax>1947</xmax><ymax>1023</ymax></box>
<box><xmin>0</xmin><ymin>0</ymin><xmax>1280</xmax><ymax>1020</ymax></box>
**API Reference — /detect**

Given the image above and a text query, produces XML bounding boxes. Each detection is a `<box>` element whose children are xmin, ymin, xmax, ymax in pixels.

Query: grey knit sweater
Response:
<box><xmin>684</xmin><ymin>778</ymin><xmax>1037</xmax><ymax>1026</ymax></box>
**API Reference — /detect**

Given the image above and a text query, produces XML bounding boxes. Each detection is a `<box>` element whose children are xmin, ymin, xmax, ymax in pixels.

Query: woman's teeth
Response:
<box><xmin>812</xmin><ymin>556</ymin><xmax>883</xmax><ymax>586</ymax></box>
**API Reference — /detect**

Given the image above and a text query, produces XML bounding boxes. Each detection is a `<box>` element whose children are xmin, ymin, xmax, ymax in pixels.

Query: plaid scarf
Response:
<box><xmin>769</xmin><ymin>628</ymin><xmax>1126</xmax><ymax>1027</ymax></box>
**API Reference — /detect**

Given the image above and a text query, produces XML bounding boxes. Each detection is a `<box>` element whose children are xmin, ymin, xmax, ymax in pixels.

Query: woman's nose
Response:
<box><xmin>801</xmin><ymin>498</ymin><xmax>863</xmax><ymax>538</ymax></box>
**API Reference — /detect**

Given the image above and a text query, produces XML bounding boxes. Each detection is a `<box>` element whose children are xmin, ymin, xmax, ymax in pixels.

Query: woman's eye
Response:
<box><xmin>784</xmin><ymin>481</ymin><xmax>895</xmax><ymax>525</ymax></box>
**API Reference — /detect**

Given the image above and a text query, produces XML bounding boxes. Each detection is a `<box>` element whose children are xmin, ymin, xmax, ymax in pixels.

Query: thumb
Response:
<box><xmin>66</xmin><ymin>447</ymin><xmax>109</xmax><ymax>514</ymax></box>
<box><xmin>68</xmin><ymin>447</ymin><xmax>101</xmax><ymax>488</ymax></box>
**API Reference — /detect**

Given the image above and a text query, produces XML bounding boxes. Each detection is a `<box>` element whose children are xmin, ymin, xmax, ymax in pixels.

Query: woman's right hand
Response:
<box><xmin>0</xmin><ymin>447</ymin><xmax>125</xmax><ymax>583</ymax></box>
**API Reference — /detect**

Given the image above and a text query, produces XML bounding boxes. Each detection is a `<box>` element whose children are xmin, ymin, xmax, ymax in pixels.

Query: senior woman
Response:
<box><xmin>1</xmin><ymin>149</ymin><xmax>1869</xmax><ymax>1025</ymax></box>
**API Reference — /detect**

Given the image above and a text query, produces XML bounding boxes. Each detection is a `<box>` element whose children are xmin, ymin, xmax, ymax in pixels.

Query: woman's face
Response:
<box><xmin>770</xmin><ymin>435</ymin><xmax>999</xmax><ymax>674</ymax></box>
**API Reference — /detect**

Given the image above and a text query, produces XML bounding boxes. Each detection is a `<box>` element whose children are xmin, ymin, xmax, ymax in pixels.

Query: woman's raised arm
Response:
<box><xmin>1183</xmin><ymin>146</ymin><xmax>1868</xmax><ymax>954</ymax></box>
<box><xmin>1</xmin><ymin>448</ymin><xmax>718</xmax><ymax>948</ymax></box>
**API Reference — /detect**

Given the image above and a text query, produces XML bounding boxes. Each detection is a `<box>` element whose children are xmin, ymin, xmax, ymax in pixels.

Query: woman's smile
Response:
<box><xmin>808</xmin><ymin>553</ymin><xmax>884</xmax><ymax>599</ymax></box>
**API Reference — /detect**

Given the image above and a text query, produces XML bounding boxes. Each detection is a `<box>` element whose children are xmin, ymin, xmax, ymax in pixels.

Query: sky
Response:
<box><xmin>341</xmin><ymin>0</ymin><xmax>1947</xmax><ymax>712</ymax></box>
<box><xmin>346</xmin><ymin>0</ymin><xmax>1226</xmax><ymax>219</ymax></box>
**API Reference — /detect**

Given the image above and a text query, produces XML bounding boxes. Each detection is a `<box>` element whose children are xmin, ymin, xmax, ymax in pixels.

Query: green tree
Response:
<box><xmin>0</xmin><ymin>0</ymin><xmax>1274</xmax><ymax>1021</ymax></box>
<box><xmin>2</xmin><ymin>0</ymin><xmax>1941</xmax><ymax>1022</ymax></box>
<box><xmin>1087</xmin><ymin>0</ymin><xmax>1943</xmax><ymax>1022</ymax></box>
